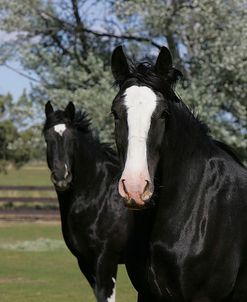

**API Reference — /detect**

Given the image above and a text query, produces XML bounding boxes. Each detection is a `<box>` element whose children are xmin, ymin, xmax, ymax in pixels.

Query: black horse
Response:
<box><xmin>43</xmin><ymin>101</ymin><xmax>133</xmax><ymax>302</ymax></box>
<box><xmin>111</xmin><ymin>45</ymin><xmax>247</xmax><ymax>302</ymax></box>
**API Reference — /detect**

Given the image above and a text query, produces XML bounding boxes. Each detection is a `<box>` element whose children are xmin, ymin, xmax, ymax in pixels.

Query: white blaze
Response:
<box><xmin>54</xmin><ymin>124</ymin><xmax>66</xmax><ymax>136</ymax></box>
<box><xmin>107</xmin><ymin>277</ymin><xmax>116</xmax><ymax>302</ymax></box>
<box><xmin>124</xmin><ymin>86</ymin><xmax>157</xmax><ymax>175</ymax></box>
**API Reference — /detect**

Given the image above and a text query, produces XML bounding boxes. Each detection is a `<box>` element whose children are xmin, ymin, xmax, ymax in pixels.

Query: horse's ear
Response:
<box><xmin>45</xmin><ymin>101</ymin><xmax>54</xmax><ymax>118</ymax></box>
<box><xmin>65</xmin><ymin>101</ymin><xmax>75</xmax><ymax>121</ymax></box>
<box><xmin>111</xmin><ymin>45</ymin><xmax>130</xmax><ymax>84</ymax></box>
<box><xmin>155</xmin><ymin>46</ymin><xmax>173</xmax><ymax>77</ymax></box>
<box><xmin>155</xmin><ymin>46</ymin><xmax>183</xmax><ymax>84</ymax></box>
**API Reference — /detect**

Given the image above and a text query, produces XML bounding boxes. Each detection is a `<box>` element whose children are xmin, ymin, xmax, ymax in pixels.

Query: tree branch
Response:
<box><xmin>71</xmin><ymin>0</ymin><xmax>89</xmax><ymax>58</ymax></box>
<box><xmin>36</xmin><ymin>9</ymin><xmax>162</xmax><ymax>49</ymax></box>
<box><xmin>36</xmin><ymin>9</ymin><xmax>91</xmax><ymax>73</ymax></box>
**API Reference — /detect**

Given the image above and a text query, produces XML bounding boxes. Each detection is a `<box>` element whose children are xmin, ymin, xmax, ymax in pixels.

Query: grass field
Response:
<box><xmin>0</xmin><ymin>222</ymin><xmax>137</xmax><ymax>302</ymax></box>
<box><xmin>0</xmin><ymin>164</ymin><xmax>137</xmax><ymax>301</ymax></box>
<box><xmin>0</xmin><ymin>164</ymin><xmax>51</xmax><ymax>186</ymax></box>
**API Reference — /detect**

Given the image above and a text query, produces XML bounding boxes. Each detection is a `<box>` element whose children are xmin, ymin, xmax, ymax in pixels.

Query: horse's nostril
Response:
<box><xmin>121</xmin><ymin>179</ymin><xmax>128</xmax><ymax>195</ymax></box>
<box><xmin>144</xmin><ymin>180</ymin><xmax>150</xmax><ymax>192</ymax></box>
<box><xmin>64</xmin><ymin>164</ymin><xmax>69</xmax><ymax>179</ymax></box>
<box><xmin>142</xmin><ymin>180</ymin><xmax>153</xmax><ymax>201</ymax></box>
<box><xmin>65</xmin><ymin>170</ymin><xmax>70</xmax><ymax>179</ymax></box>
<box><xmin>66</xmin><ymin>171</ymin><xmax>72</xmax><ymax>182</ymax></box>
<box><xmin>51</xmin><ymin>168</ymin><xmax>72</xmax><ymax>183</ymax></box>
<box><xmin>51</xmin><ymin>171</ymin><xmax>56</xmax><ymax>183</ymax></box>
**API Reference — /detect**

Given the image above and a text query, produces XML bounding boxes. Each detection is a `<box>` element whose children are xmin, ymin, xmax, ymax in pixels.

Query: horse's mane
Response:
<box><xmin>73</xmin><ymin>110</ymin><xmax>91</xmax><ymax>133</ymax></box>
<box><xmin>173</xmin><ymin>101</ymin><xmax>245</xmax><ymax>166</ymax></box>
<box><xmin>213</xmin><ymin>140</ymin><xmax>244</xmax><ymax>167</ymax></box>
<box><xmin>174</xmin><ymin>102</ymin><xmax>211</xmax><ymax>135</ymax></box>
<box><xmin>74</xmin><ymin>110</ymin><xmax>117</xmax><ymax>161</ymax></box>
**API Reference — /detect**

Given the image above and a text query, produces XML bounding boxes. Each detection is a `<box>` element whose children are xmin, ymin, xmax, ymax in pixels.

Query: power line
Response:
<box><xmin>3</xmin><ymin>63</ymin><xmax>40</xmax><ymax>83</ymax></box>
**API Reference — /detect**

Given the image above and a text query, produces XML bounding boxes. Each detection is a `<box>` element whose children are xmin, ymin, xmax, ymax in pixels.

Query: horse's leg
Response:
<box><xmin>77</xmin><ymin>258</ymin><xmax>96</xmax><ymax>290</ymax></box>
<box><xmin>94</xmin><ymin>253</ymin><xmax>118</xmax><ymax>302</ymax></box>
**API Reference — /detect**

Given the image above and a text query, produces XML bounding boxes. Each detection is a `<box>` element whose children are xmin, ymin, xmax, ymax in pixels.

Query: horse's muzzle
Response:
<box><xmin>51</xmin><ymin>171</ymin><xmax>72</xmax><ymax>191</ymax></box>
<box><xmin>118</xmin><ymin>176</ymin><xmax>154</xmax><ymax>208</ymax></box>
<box><xmin>123</xmin><ymin>197</ymin><xmax>154</xmax><ymax>210</ymax></box>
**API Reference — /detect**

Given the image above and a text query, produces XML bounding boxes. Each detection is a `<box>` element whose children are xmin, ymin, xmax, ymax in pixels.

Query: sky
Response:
<box><xmin>0</xmin><ymin>62</ymin><xmax>32</xmax><ymax>100</ymax></box>
<box><xmin>0</xmin><ymin>29</ymin><xmax>32</xmax><ymax>100</ymax></box>
<box><xmin>0</xmin><ymin>0</ymin><xmax>110</xmax><ymax>101</ymax></box>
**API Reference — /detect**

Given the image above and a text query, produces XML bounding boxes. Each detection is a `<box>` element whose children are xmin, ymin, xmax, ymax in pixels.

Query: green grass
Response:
<box><xmin>0</xmin><ymin>222</ymin><xmax>137</xmax><ymax>302</ymax></box>
<box><xmin>0</xmin><ymin>164</ymin><xmax>137</xmax><ymax>300</ymax></box>
<box><xmin>0</xmin><ymin>164</ymin><xmax>51</xmax><ymax>186</ymax></box>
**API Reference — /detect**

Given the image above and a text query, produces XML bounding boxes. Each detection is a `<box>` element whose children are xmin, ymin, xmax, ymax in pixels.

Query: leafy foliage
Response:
<box><xmin>0</xmin><ymin>93</ymin><xmax>43</xmax><ymax>171</ymax></box>
<box><xmin>0</xmin><ymin>0</ymin><xmax>246</xmax><ymax>161</ymax></box>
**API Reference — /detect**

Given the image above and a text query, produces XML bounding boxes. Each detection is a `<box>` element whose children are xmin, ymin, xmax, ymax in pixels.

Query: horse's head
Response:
<box><xmin>111</xmin><ymin>46</ymin><xmax>181</xmax><ymax>209</ymax></box>
<box><xmin>43</xmin><ymin>101</ymin><xmax>76</xmax><ymax>191</ymax></box>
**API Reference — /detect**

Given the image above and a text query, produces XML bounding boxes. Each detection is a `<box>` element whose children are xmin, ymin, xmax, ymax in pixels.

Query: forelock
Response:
<box><xmin>115</xmin><ymin>61</ymin><xmax>180</xmax><ymax>102</ymax></box>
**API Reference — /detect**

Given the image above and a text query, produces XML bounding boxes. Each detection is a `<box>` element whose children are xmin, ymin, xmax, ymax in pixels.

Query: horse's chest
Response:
<box><xmin>148</xmin><ymin>228</ymin><xmax>239</xmax><ymax>301</ymax></box>
<box><xmin>65</xmin><ymin>206</ymin><xmax>100</xmax><ymax>258</ymax></box>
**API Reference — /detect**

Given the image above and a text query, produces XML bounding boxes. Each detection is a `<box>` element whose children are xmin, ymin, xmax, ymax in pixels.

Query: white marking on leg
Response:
<box><xmin>54</xmin><ymin>124</ymin><xmax>66</xmax><ymax>136</ymax></box>
<box><xmin>107</xmin><ymin>277</ymin><xmax>116</xmax><ymax>302</ymax></box>
<box><xmin>124</xmin><ymin>86</ymin><xmax>157</xmax><ymax>174</ymax></box>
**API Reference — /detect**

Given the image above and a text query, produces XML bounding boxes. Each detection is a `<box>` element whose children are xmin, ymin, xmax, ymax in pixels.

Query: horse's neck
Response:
<box><xmin>56</xmin><ymin>190</ymin><xmax>73</xmax><ymax>237</ymax></box>
<box><xmin>56</xmin><ymin>133</ymin><xmax>115</xmax><ymax>245</ymax></box>
<box><xmin>73</xmin><ymin>132</ymin><xmax>112</xmax><ymax>192</ymax></box>
<box><xmin>159</xmin><ymin>103</ymin><xmax>211</xmax><ymax>189</ymax></box>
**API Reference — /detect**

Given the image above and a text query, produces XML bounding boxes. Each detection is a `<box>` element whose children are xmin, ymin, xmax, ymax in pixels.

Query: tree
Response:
<box><xmin>0</xmin><ymin>0</ymin><xmax>246</xmax><ymax>160</ymax></box>
<box><xmin>0</xmin><ymin>0</ymin><xmax>118</xmax><ymax>142</ymax></box>
<box><xmin>0</xmin><ymin>93</ymin><xmax>35</xmax><ymax>171</ymax></box>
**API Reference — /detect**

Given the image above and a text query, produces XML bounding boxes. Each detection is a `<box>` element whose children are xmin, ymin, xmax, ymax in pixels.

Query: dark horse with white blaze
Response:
<box><xmin>111</xmin><ymin>45</ymin><xmax>247</xmax><ymax>302</ymax></box>
<box><xmin>43</xmin><ymin>101</ymin><xmax>133</xmax><ymax>302</ymax></box>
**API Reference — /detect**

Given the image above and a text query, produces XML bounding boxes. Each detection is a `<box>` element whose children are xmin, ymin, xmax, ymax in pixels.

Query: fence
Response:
<box><xmin>0</xmin><ymin>186</ymin><xmax>59</xmax><ymax>221</ymax></box>
<box><xmin>0</xmin><ymin>186</ymin><xmax>57</xmax><ymax>203</ymax></box>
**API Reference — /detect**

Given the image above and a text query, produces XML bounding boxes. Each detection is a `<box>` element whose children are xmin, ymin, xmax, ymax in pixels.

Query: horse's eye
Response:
<box><xmin>111</xmin><ymin>110</ymin><xmax>119</xmax><ymax>120</ymax></box>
